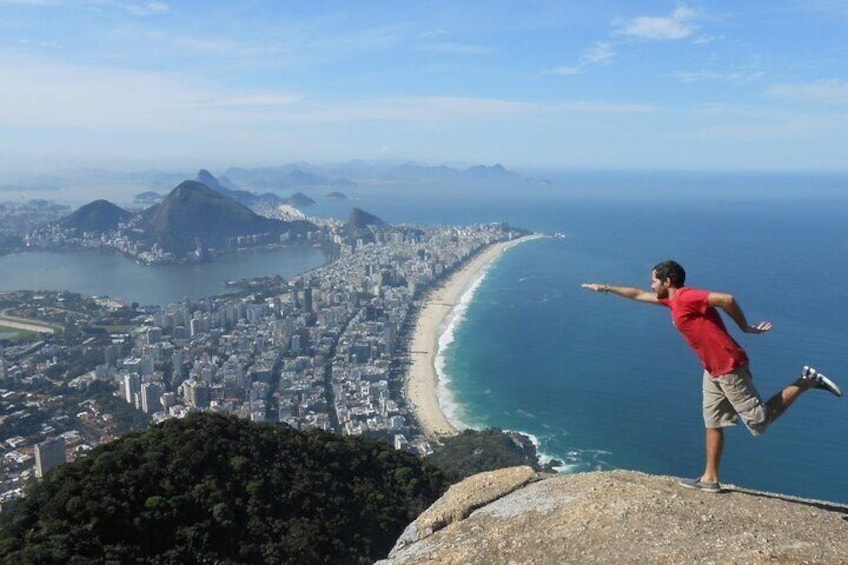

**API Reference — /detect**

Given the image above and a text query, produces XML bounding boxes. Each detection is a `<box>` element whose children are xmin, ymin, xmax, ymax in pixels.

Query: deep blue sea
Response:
<box><xmin>332</xmin><ymin>170</ymin><xmax>848</xmax><ymax>504</ymax></box>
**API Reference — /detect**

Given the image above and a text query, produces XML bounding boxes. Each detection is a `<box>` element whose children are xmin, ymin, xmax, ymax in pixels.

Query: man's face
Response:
<box><xmin>651</xmin><ymin>270</ymin><xmax>670</xmax><ymax>299</ymax></box>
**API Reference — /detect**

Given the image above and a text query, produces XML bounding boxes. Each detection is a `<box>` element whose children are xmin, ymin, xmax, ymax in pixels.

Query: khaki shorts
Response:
<box><xmin>702</xmin><ymin>366</ymin><xmax>770</xmax><ymax>436</ymax></box>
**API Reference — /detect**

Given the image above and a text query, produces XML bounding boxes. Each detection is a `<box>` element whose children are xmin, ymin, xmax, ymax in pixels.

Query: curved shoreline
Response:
<box><xmin>404</xmin><ymin>234</ymin><xmax>544</xmax><ymax>439</ymax></box>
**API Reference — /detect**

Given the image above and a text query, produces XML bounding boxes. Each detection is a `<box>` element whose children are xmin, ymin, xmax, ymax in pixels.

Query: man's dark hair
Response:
<box><xmin>653</xmin><ymin>260</ymin><xmax>686</xmax><ymax>287</ymax></box>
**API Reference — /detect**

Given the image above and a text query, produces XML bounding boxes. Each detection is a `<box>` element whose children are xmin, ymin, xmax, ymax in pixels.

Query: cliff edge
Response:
<box><xmin>378</xmin><ymin>467</ymin><xmax>848</xmax><ymax>564</ymax></box>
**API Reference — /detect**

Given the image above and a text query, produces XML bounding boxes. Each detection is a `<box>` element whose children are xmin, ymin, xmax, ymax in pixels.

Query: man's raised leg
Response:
<box><xmin>767</xmin><ymin>365</ymin><xmax>842</xmax><ymax>422</ymax></box>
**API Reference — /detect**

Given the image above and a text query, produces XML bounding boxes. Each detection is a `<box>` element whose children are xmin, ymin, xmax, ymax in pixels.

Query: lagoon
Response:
<box><xmin>0</xmin><ymin>246</ymin><xmax>326</xmax><ymax>307</ymax></box>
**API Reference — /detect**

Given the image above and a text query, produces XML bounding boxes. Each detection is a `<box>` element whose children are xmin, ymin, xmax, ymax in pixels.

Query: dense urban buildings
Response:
<box><xmin>0</xmin><ymin>214</ymin><xmax>525</xmax><ymax>510</ymax></box>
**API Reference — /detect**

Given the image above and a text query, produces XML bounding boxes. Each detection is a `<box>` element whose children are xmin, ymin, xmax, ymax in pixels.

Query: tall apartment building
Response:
<box><xmin>184</xmin><ymin>380</ymin><xmax>211</xmax><ymax>408</ymax></box>
<box><xmin>140</xmin><ymin>382</ymin><xmax>164</xmax><ymax>414</ymax></box>
<box><xmin>146</xmin><ymin>326</ymin><xmax>162</xmax><ymax>345</ymax></box>
<box><xmin>123</xmin><ymin>373</ymin><xmax>141</xmax><ymax>404</ymax></box>
<box><xmin>35</xmin><ymin>437</ymin><xmax>66</xmax><ymax>478</ymax></box>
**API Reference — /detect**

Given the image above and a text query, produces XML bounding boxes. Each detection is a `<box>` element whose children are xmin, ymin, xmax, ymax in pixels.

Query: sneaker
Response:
<box><xmin>678</xmin><ymin>477</ymin><xmax>721</xmax><ymax>493</ymax></box>
<box><xmin>801</xmin><ymin>366</ymin><xmax>843</xmax><ymax>397</ymax></box>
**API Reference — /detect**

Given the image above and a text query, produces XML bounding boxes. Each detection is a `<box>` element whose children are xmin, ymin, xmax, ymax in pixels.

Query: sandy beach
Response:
<box><xmin>405</xmin><ymin>234</ymin><xmax>544</xmax><ymax>439</ymax></box>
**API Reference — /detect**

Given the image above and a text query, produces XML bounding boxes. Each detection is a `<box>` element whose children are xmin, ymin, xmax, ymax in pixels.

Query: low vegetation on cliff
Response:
<box><xmin>426</xmin><ymin>428</ymin><xmax>553</xmax><ymax>482</ymax></box>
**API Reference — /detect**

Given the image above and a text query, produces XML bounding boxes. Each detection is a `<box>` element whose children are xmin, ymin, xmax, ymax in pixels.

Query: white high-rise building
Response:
<box><xmin>123</xmin><ymin>373</ymin><xmax>141</xmax><ymax>404</ymax></box>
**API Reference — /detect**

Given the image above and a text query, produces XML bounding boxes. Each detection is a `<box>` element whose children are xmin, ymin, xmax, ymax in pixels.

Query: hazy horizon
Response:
<box><xmin>1</xmin><ymin>1</ymin><xmax>847</xmax><ymax>175</ymax></box>
<box><xmin>3</xmin><ymin>164</ymin><xmax>847</xmax><ymax>209</ymax></box>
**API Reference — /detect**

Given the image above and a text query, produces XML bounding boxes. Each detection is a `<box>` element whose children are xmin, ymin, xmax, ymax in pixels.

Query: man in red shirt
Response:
<box><xmin>582</xmin><ymin>260</ymin><xmax>842</xmax><ymax>493</ymax></box>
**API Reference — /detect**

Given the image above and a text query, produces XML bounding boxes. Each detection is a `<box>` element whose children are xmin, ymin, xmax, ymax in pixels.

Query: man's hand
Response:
<box><xmin>581</xmin><ymin>283</ymin><xmax>607</xmax><ymax>293</ymax></box>
<box><xmin>745</xmin><ymin>321</ymin><xmax>772</xmax><ymax>334</ymax></box>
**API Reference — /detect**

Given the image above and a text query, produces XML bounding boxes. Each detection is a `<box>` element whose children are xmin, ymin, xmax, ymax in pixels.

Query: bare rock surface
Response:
<box><xmin>377</xmin><ymin>468</ymin><xmax>848</xmax><ymax>564</ymax></box>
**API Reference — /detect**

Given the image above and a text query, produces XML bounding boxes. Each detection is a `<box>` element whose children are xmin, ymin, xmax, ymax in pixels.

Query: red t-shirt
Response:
<box><xmin>659</xmin><ymin>287</ymin><xmax>748</xmax><ymax>377</ymax></box>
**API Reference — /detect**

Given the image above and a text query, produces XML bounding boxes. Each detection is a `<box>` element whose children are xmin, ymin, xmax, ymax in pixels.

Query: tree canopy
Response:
<box><xmin>425</xmin><ymin>428</ymin><xmax>549</xmax><ymax>482</ymax></box>
<box><xmin>0</xmin><ymin>413</ymin><xmax>447</xmax><ymax>564</ymax></box>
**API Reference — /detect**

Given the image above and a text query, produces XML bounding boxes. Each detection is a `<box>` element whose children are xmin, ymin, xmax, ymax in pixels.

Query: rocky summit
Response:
<box><xmin>378</xmin><ymin>467</ymin><xmax>848</xmax><ymax>564</ymax></box>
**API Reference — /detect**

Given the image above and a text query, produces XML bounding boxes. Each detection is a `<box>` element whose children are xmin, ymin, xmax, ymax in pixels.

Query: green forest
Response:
<box><xmin>0</xmin><ymin>411</ymin><xmax>552</xmax><ymax>564</ymax></box>
<box><xmin>0</xmin><ymin>413</ymin><xmax>447</xmax><ymax>564</ymax></box>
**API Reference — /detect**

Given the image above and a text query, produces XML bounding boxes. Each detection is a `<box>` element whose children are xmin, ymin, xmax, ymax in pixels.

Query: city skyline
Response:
<box><xmin>1</xmin><ymin>1</ymin><xmax>847</xmax><ymax>174</ymax></box>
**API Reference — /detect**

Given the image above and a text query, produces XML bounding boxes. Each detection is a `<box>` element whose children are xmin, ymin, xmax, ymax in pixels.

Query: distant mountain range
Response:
<box><xmin>132</xmin><ymin>162</ymin><xmax>546</xmax><ymax>206</ymax></box>
<box><xmin>6</xmin><ymin>161</ymin><xmax>547</xmax><ymax>209</ymax></box>
<box><xmin>135</xmin><ymin>170</ymin><xmax>320</xmax><ymax>209</ymax></box>
<box><xmin>223</xmin><ymin>161</ymin><xmax>547</xmax><ymax>187</ymax></box>
<box><xmin>224</xmin><ymin>165</ymin><xmax>357</xmax><ymax>192</ymax></box>
<box><xmin>60</xmin><ymin>179</ymin><xmax>318</xmax><ymax>259</ymax></box>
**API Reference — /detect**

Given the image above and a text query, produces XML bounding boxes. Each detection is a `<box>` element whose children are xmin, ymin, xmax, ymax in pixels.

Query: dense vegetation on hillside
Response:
<box><xmin>143</xmin><ymin>181</ymin><xmax>318</xmax><ymax>256</ymax></box>
<box><xmin>0</xmin><ymin>413</ymin><xmax>447</xmax><ymax>564</ymax></box>
<box><xmin>58</xmin><ymin>199</ymin><xmax>132</xmax><ymax>233</ymax></box>
<box><xmin>426</xmin><ymin>428</ymin><xmax>551</xmax><ymax>482</ymax></box>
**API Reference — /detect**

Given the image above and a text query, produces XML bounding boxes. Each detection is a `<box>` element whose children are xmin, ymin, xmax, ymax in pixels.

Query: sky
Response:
<box><xmin>1</xmin><ymin>0</ymin><xmax>847</xmax><ymax>174</ymax></box>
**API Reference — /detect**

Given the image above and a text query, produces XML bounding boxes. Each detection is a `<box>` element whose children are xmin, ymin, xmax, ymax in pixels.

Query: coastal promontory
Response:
<box><xmin>380</xmin><ymin>467</ymin><xmax>848</xmax><ymax>564</ymax></box>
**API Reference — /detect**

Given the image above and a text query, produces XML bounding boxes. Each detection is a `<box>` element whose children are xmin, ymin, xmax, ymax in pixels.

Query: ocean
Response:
<box><xmin>347</xmin><ymin>170</ymin><xmax>848</xmax><ymax>504</ymax></box>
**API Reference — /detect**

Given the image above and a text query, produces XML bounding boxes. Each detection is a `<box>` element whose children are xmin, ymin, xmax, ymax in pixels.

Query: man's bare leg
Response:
<box><xmin>765</xmin><ymin>381</ymin><xmax>807</xmax><ymax>422</ymax></box>
<box><xmin>702</xmin><ymin>427</ymin><xmax>723</xmax><ymax>483</ymax></box>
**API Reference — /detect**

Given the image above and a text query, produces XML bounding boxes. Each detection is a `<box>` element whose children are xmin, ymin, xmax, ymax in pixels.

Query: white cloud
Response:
<box><xmin>552</xmin><ymin>65</ymin><xmax>581</xmax><ymax>76</ymax></box>
<box><xmin>585</xmin><ymin>42</ymin><xmax>614</xmax><ymax>64</ymax></box>
<box><xmin>289</xmin><ymin>97</ymin><xmax>538</xmax><ymax>124</ymax></box>
<box><xmin>0</xmin><ymin>58</ymin><xmax>539</xmax><ymax>129</ymax></box>
<box><xmin>125</xmin><ymin>2</ymin><xmax>168</xmax><ymax>16</ymax></box>
<box><xmin>170</xmin><ymin>37</ymin><xmax>288</xmax><ymax>57</ymax></box>
<box><xmin>202</xmin><ymin>94</ymin><xmax>304</xmax><ymax>108</ymax></box>
<box><xmin>0</xmin><ymin>56</ymin><xmax>249</xmax><ymax>131</ymax></box>
<box><xmin>18</xmin><ymin>39</ymin><xmax>62</xmax><ymax>48</ymax></box>
<box><xmin>698</xmin><ymin>103</ymin><xmax>847</xmax><ymax>140</ymax></box>
<box><xmin>693</xmin><ymin>34</ymin><xmax>720</xmax><ymax>45</ymax></box>
<box><xmin>618</xmin><ymin>6</ymin><xmax>698</xmax><ymax>40</ymax></box>
<box><xmin>766</xmin><ymin>80</ymin><xmax>848</xmax><ymax>105</ymax></box>
<box><xmin>415</xmin><ymin>42</ymin><xmax>495</xmax><ymax>55</ymax></box>
<box><xmin>557</xmin><ymin>101</ymin><xmax>655</xmax><ymax>113</ymax></box>
<box><xmin>551</xmin><ymin>42</ymin><xmax>614</xmax><ymax>77</ymax></box>
<box><xmin>676</xmin><ymin>69</ymin><xmax>764</xmax><ymax>84</ymax></box>
<box><xmin>0</xmin><ymin>0</ymin><xmax>62</xmax><ymax>5</ymax></box>
<box><xmin>0</xmin><ymin>0</ymin><xmax>169</xmax><ymax>13</ymax></box>
<box><xmin>703</xmin><ymin>118</ymin><xmax>841</xmax><ymax>140</ymax></box>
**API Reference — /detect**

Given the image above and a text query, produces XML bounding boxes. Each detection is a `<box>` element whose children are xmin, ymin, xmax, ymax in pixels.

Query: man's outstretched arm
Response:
<box><xmin>707</xmin><ymin>292</ymin><xmax>772</xmax><ymax>334</ymax></box>
<box><xmin>581</xmin><ymin>283</ymin><xmax>661</xmax><ymax>304</ymax></box>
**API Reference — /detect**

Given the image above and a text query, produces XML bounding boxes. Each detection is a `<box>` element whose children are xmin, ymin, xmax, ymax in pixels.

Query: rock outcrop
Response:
<box><xmin>378</xmin><ymin>468</ymin><xmax>848</xmax><ymax>564</ymax></box>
